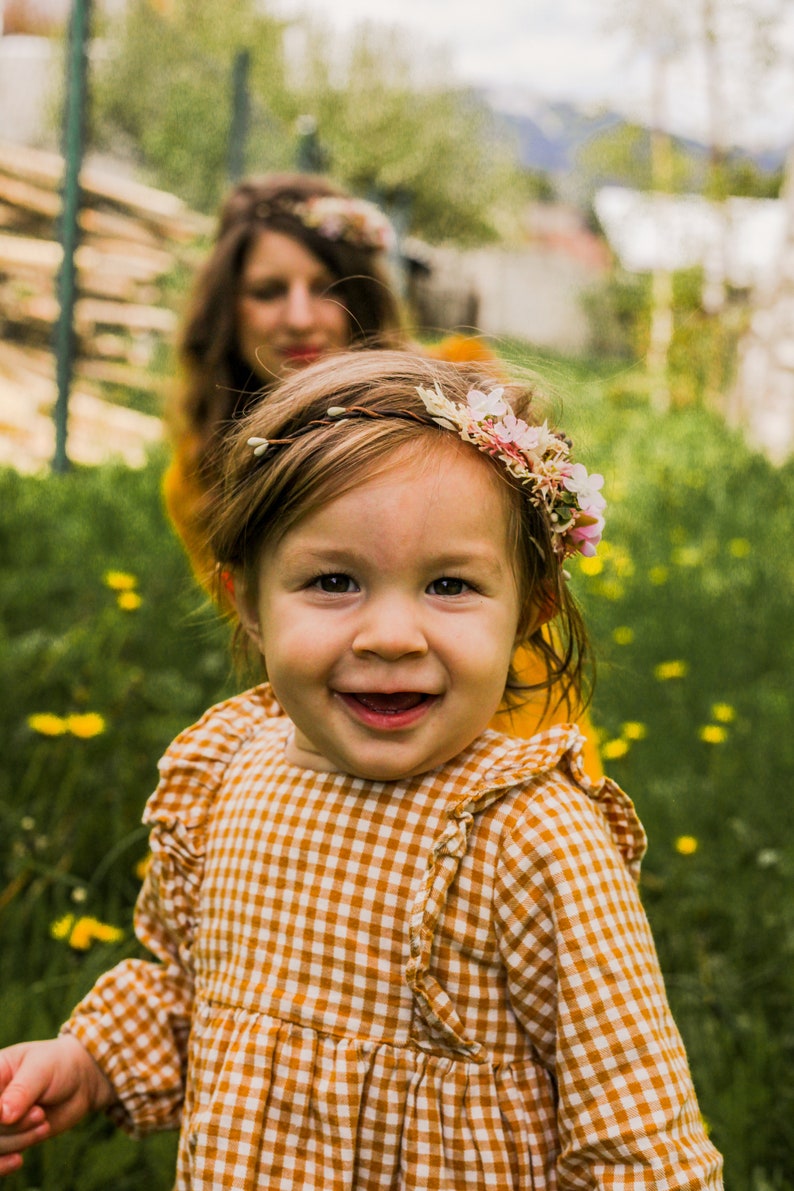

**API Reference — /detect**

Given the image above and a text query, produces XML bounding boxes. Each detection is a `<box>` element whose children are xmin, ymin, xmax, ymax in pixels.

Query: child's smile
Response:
<box><xmin>237</xmin><ymin>440</ymin><xmax>525</xmax><ymax>781</ymax></box>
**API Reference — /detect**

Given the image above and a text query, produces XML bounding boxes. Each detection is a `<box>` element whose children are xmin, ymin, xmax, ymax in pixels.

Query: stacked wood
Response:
<box><xmin>0</xmin><ymin>140</ymin><xmax>212</xmax><ymax>399</ymax></box>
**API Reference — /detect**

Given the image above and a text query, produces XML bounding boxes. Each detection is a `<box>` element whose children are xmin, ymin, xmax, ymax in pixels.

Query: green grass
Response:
<box><xmin>1</xmin><ymin>365</ymin><xmax>793</xmax><ymax>1187</ymax></box>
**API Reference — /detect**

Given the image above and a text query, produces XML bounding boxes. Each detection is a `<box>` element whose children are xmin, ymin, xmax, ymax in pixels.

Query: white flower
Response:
<box><xmin>492</xmin><ymin>414</ymin><xmax>557</xmax><ymax>456</ymax></box>
<box><xmin>466</xmin><ymin>387</ymin><xmax>508</xmax><ymax>419</ymax></box>
<box><xmin>563</xmin><ymin>463</ymin><xmax>606</xmax><ymax>510</ymax></box>
<box><xmin>416</xmin><ymin>383</ymin><xmax>463</xmax><ymax>430</ymax></box>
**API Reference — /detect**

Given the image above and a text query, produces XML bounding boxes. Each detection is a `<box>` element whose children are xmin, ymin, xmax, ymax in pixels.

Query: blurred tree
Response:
<box><xmin>289</xmin><ymin>21</ymin><xmax>526</xmax><ymax>244</ymax></box>
<box><xmin>90</xmin><ymin>3</ymin><xmax>527</xmax><ymax>244</ymax></box>
<box><xmin>91</xmin><ymin>0</ymin><xmax>296</xmax><ymax>211</ymax></box>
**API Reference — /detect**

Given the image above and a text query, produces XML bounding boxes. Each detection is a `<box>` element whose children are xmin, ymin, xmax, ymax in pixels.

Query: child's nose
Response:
<box><xmin>351</xmin><ymin>596</ymin><xmax>428</xmax><ymax>660</ymax></box>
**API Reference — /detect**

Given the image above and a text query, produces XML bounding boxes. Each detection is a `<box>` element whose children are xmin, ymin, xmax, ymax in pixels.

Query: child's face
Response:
<box><xmin>237</xmin><ymin>443</ymin><xmax>526</xmax><ymax>782</ymax></box>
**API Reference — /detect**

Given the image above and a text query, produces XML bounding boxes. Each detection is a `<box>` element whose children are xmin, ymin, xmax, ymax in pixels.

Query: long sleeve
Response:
<box><xmin>61</xmin><ymin>686</ymin><xmax>278</xmax><ymax>1137</ymax></box>
<box><xmin>494</xmin><ymin>775</ymin><xmax>722</xmax><ymax>1190</ymax></box>
<box><xmin>62</xmin><ymin>853</ymin><xmax>195</xmax><ymax>1135</ymax></box>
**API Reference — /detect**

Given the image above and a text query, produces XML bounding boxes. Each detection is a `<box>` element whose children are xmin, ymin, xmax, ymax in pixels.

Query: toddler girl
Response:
<box><xmin>0</xmin><ymin>352</ymin><xmax>722</xmax><ymax>1188</ymax></box>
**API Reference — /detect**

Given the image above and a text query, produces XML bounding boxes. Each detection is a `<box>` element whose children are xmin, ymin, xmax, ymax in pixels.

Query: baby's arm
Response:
<box><xmin>0</xmin><ymin>1035</ymin><xmax>115</xmax><ymax>1177</ymax></box>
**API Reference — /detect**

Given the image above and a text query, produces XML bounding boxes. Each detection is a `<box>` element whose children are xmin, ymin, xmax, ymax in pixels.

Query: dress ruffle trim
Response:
<box><xmin>405</xmin><ymin>724</ymin><xmax>646</xmax><ymax>1059</ymax></box>
<box><xmin>140</xmin><ymin>685</ymin><xmax>284</xmax><ymax>951</ymax></box>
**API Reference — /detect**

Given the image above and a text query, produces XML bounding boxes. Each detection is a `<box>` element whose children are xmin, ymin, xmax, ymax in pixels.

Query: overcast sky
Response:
<box><xmin>270</xmin><ymin>0</ymin><xmax>794</xmax><ymax>150</ymax></box>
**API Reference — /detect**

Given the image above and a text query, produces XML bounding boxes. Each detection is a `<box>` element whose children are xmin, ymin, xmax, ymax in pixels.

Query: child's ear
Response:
<box><xmin>226</xmin><ymin>571</ymin><xmax>265</xmax><ymax>653</ymax></box>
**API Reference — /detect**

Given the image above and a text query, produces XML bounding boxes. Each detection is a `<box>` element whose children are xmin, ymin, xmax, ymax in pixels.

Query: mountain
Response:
<box><xmin>483</xmin><ymin>88</ymin><xmax>788</xmax><ymax>196</ymax></box>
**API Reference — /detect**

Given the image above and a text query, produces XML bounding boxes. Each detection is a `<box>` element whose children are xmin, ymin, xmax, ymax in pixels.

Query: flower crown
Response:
<box><xmin>414</xmin><ymin>383</ymin><xmax>605</xmax><ymax>560</ymax></box>
<box><xmin>247</xmin><ymin>382</ymin><xmax>605</xmax><ymax>561</ymax></box>
<box><xmin>255</xmin><ymin>194</ymin><xmax>394</xmax><ymax>252</ymax></box>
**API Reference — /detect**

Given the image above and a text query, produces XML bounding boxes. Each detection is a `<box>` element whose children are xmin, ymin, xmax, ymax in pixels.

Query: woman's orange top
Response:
<box><xmin>163</xmin><ymin>336</ymin><xmax>602</xmax><ymax>779</ymax></box>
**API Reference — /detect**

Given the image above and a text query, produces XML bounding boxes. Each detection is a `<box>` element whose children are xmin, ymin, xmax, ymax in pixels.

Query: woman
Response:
<box><xmin>163</xmin><ymin>172</ymin><xmax>601</xmax><ymax>774</ymax></box>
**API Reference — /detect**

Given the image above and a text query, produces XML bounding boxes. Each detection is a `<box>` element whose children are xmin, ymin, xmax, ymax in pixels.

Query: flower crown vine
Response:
<box><xmin>255</xmin><ymin>194</ymin><xmax>394</xmax><ymax>252</ymax></box>
<box><xmin>414</xmin><ymin>382</ymin><xmax>606</xmax><ymax>560</ymax></box>
<box><xmin>247</xmin><ymin>382</ymin><xmax>605</xmax><ymax>562</ymax></box>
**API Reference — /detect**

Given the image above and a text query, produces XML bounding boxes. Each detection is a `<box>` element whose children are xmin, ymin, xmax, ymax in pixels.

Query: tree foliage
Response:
<box><xmin>90</xmin><ymin>1</ymin><xmax>526</xmax><ymax>243</ymax></box>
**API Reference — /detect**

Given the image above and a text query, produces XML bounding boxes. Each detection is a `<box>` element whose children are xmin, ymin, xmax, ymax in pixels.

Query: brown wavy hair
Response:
<box><xmin>168</xmin><ymin>174</ymin><xmax>409</xmax><ymax>488</ymax></box>
<box><xmin>210</xmin><ymin>350</ymin><xmax>592</xmax><ymax>714</ymax></box>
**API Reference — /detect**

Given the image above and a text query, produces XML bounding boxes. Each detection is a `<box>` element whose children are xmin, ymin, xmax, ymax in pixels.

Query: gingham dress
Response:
<box><xmin>65</xmin><ymin>685</ymin><xmax>722</xmax><ymax>1190</ymax></box>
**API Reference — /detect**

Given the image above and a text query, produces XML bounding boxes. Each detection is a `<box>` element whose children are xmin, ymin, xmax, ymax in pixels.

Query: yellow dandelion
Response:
<box><xmin>672</xmin><ymin>546</ymin><xmax>703</xmax><ymax>568</ymax></box>
<box><xmin>103</xmin><ymin>570</ymin><xmax>138</xmax><ymax>591</ymax></box>
<box><xmin>579</xmin><ymin>555</ymin><xmax>604</xmax><ymax>577</ymax></box>
<box><xmin>67</xmin><ymin>916</ymin><xmax>124</xmax><ymax>951</ymax></box>
<box><xmin>728</xmin><ymin>538</ymin><xmax>751</xmax><ymax>558</ymax></box>
<box><xmin>622</xmin><ymin>721</ymin><xmax>647</xmax><ymax>741</ymax></box>
<box><xmin>66</xmin><ymin>713</ymin><xmax>106</xmax><ymax>739</ymax></box>
<box><xmin>117</xmin><ymin>591</ymin><xmax>142</xmax><ymax>611</ymax></box>
<box><xmin>135</xmin><ymin>853</ymin><xmax>152</xmax><ymax>881</ymax></box>
<box><xmin>613</xmin><ymin>626</ymin><xmax>634</xmax><ymax>646</ymax></box>
<box><xmin>654</xmin><ymin>660</ymin><xmax>688</xmax><ymax>681</ymax></box>
<box><xmin>28</xmin><ymin>712</ymin><xmax>68</xmax><ymax>736</ymax></box>
<box><xmin>611</xmin><ymin>549</ymin><xmax>635</xmax><ymax>579</ymax></box>
<box><xmin>50</xmin><ymin>913</ymin><xmax>75</xmax><ymax>940</ymax></box>
<box><xmin>648</xmin><ymin>566</ymin><xmax>669</xmax><ymax>585</ymax></box>
<box><xmin>711</xmin><ymin>702</ymin><xmax>736</xmax><ymax>723</ymax></box>
<box><xmin>699</xmin><ymin>724</ymin><xmax>728</xmax><ymax>744</ymax></box>
<box><xmin>598</xmin><ymin>580</ymin><xmax>625</xmax><ymax>601</ymax></box>
<box><xmin>602</xmin><ymin>738</ymin><xmax>630</xmax><ymax>760</ymax></box>
<box><xmin>675</xmin><ymin>835</ymin><xmax>699</xmax><ymax>856</ymax></box>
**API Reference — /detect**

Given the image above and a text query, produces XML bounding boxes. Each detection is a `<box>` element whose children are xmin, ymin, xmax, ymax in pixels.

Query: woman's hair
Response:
<box><xmin>168</xmin><ymin>173</ymin><xmax>409</xmax><ymax>481</ymax></box>
<box><xmin>210</xmin><ymin>350</ymin><xmax>591</xmax><ymax>713</ymax></box>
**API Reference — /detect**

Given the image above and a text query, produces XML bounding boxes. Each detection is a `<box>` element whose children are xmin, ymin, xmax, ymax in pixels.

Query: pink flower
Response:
<box><xmin>568</xmin><ymin>510</ymin><xmax>605</xmax><ymax>556</ymax></box>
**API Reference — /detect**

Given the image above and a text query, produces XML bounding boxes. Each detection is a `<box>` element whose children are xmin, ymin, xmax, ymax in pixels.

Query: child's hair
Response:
<box><xmin>210</xmin><ymin>350</ymin><xmax>592</xmax><ymax>714</ymax></box>
<box><xmin>170</xmin><ymin>173</ymin><xmax>408</xmax><ymax>479</ymax></box>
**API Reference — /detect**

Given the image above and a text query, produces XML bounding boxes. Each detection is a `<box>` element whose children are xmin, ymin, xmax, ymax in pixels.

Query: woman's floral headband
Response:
<box><xmin>413</xmin><ymin>382</ymin><xmax>605</xmax><ymax>559</ymax></box>
<box><xmin>247</xmin><ymin>383</ymin><xmax>605</xmax><ymax>561</ymax></box>
<box><xmin>255</xmin><ymin>194</ymin><xmax>394</xmax><ymax>252</ymax></box>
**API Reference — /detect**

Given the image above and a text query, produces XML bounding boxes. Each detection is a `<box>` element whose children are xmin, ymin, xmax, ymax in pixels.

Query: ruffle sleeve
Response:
<box><xmin>405</xmin><ymin>726</ymin><xmax>720</xmax><ymax>1187</ymax></box>
<box><xmin>493</xmin><ymin>764</ymin><xmax>721</xmax><ymax>1186</ymax></box>
<box><xmin>62</xmin><ymin>686</ymin><xmax>281</xmax><ymax>1137</ymax></box>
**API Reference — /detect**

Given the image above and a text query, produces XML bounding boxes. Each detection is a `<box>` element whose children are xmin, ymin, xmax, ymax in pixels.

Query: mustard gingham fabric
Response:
<box><xmin>65</xmin><ymin>686</ymin><xmax>722</xmax><ymax>1189</ymax></box>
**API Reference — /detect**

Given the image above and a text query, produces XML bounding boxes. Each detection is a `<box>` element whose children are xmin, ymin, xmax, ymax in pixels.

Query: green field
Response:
<box><xmin>1</xmin><ymin>351</ymin><xmax>792</xmax><ymax>1188</ymax></box>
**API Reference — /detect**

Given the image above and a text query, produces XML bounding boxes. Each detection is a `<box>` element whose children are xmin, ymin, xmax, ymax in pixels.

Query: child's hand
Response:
<box><xmin>0</xmin><ymin>1036</ymin><xmax>115</xmax><ymax>1177</ymax></box>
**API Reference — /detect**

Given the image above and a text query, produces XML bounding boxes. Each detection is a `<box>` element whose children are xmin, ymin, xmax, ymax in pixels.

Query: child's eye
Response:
<box><xmin>315</xmin><ymin>573</ymin><xmax>358</xmax><ymax>594</ymax></box>
<box><xmin>427</xmin><ymin>577</ymin><xmax>469</xmax><ymax>596</ymax></box>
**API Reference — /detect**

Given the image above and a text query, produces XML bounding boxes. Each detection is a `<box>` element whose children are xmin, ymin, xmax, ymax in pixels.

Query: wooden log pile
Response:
<box><xmin>0</xmin><ymin>140</ymin><xmax>212</xmax><ymax>399</ymax></box>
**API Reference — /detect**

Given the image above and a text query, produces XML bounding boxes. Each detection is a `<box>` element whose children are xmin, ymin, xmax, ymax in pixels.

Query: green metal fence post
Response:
<box><xmin>227</xmin><ymin>48</ymin><xmax>251</xmax><ymax>184</ymax></box>
<box><xmin>52</xmin><ymin>0</ymin><xmax>92</xmax><ymax>474</ymax></box>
